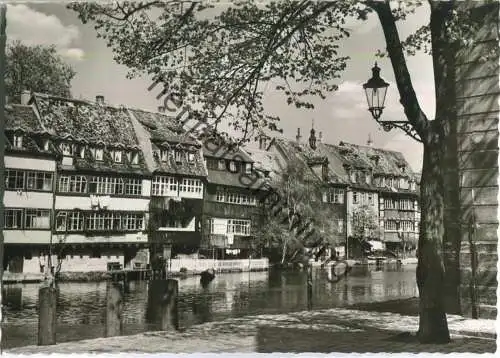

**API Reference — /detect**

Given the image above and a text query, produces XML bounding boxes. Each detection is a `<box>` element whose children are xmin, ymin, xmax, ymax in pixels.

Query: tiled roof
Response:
<box><xmin>128</xmin><ymin>108</ymin><xmax>196</xmax><ymax>144</ymax></box>
<box><xmin>244</xmin><ymin>147</ymin><xmax>276</xmax><ymax>173</ymax></box>
<box><xmin>60</xmin><ymin>148</ymin><xmax>149</xmax><ymax>176</ymax></box>
<box><xmin>127</xmin><ymin>108</ymin><xmax>206</xmax><ymax>177</ymax></box>
<box><xmin>5</xmin><ymin>104</ymin><xmax>45</xmax><ymax>133</ymax></box>
<box><xmin>207</xmin><ymin>169</ymin><xmax>266</xmax><ymax>190</ymax></box>
<box><xmin>33</xmin><ymin>93</ymin><xmax>139</xmax><ymax>148</ymax></box>
<box><xmin>335</xmin><ymin>141</ymin><xmax>414</xmax><ymax>177</ymax></box>
<box><xmin>271</xmin><ymin>139</ymin><xmax>323</xmax><ymax>183</ymax></box>
<box><xmin>151</xmin><ymin>144</ymin><xmax>207</xmax><ymax>177</ymax></box>
<box><xmin>202</xmin><ymin>139</ymin><xmax>254</xmax><ymax>162</ymax></box>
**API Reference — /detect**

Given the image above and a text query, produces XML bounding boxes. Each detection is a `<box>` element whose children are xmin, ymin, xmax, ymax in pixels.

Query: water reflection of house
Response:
<box><xmin>129</xmin><ymin>107</ymin><xmax>206</xmax><ymax>258</ymax></box>
<box><xmin>200</xmin><ymin>137</ymin><xmax>266</xmax><ymax>259</ymax></box>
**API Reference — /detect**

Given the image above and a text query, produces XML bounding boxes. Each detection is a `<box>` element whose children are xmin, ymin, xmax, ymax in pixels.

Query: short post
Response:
<box><xmin>105</xmin><ymin>282</ymin><xmax>124</xmax><ymax>337</ymax></box>
<box><xmin>306</xmin><ymin>264</ymin><xmax>313</xmax><ymax>311</ymax></box>
<box><xmin>38</xmin><ymin>286</ymin><xmax>57</xmax><ymax>346</ymax></box>
<box><xmin>160</xmin><ymin>279</ymin><xmax>179</xmax><ymax>331</ymax></box>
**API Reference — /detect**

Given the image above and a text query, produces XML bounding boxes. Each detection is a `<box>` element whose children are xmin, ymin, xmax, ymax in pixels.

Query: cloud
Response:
<box><xmin>6</xmin><ymin>4</ymin><xmax>85</xmax><ymax>61</ymax></box>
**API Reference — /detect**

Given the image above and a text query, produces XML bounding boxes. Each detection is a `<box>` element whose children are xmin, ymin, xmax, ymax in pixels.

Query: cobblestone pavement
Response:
<box><xmin>6</xmin><ymin>307</ymin><xmax>496</xmax><ymax>354</ymax></box>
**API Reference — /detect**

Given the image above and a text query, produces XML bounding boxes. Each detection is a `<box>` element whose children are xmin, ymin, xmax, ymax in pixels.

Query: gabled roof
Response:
<box><xmin>202</xmin><ymin>140</ymin><xmax>254</xmax><ymax>162</ymax></box>
<box><xmin>335</xmin><ymin>141</ymin><xmax>414</xmax><ymax>177</ymax></box>
<box><xmin>5</xmin><ymin>104</ymin><xmax>45</xmax><ymax>133</ymax></box>
<box><xmin>32</xmin><ymin>93</ymin><xmax>139</xmax><ymax>148</ymax></box>
<box><xmin>128</xmin><ymin>108</ymin><xmax>197</xmax><ymax>144</ymax></box>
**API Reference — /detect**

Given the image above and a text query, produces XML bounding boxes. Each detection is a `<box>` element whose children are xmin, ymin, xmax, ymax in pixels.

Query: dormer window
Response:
<box><xmin>229</xmin><ymin>161</ymin><xmax>237</xmax><ymax>172</ymax></box>
<box><xmin>95</xmin><ymin>148</ymin><xmax>104</xmax><ymax>161</ymax></box>
<box><xmin>188</xmin><ymin>152</ymin><xmax>195</xmax><ymax>162</ymax></box>
<box><xmin>350</xmin><ymin>171</ymin><xmax>357</xmax><ymax>183</ymax></box>
<box><xmin>401</xmin><ymin>166</ymin><xmax>406</xmax><ymax>173</ymax></box>
<box><xmin>161</xmin><ymin>149</ymin><xmax>168</xmax><ymax>162</ymax></box>
<box><xmin>365</xmin><ymin>173</ymin><xmax>371</xmax><ymax>185</ymax></box>
<box><xmin>13</xmin><ymin>134</ymin><xmax>23</xmax><ymax>148</ymax></box>
<box><xmin>113</xmin><ymin>150</ymin><xmax>122</xmax><ymax>163</ymax></box>
<box><xmin>43</xmin><ymin>139</ymin><xmax>50</xmax><ymax>151</ymax></box>
<box><xmin>132</xmin><ymin>152</ymin><xmax>139</xmax><ymax>165</ymax></box>
<box><xmin>218</xmin><ymin>159</ymin><xmax>225</xmax><ymax>170</ymax></box>
<box><xmin>381</xmin><ymin>177</ymin><xmax>386</xmax><ymax>187</ymax></box>
<box><xmin>174</xmin><ymin>150</ymin><xmax>182</xmax><ymax>163</ymax></box>
<box><xmin>60</xmin><ymin>143</ymin><xmax>72</xmax><ymax>156</ymax></box>
<box><xmin>245</xmin><ymin>163</ymin><xmax>252</xmax><ymax>174</ymax></box>
<box><xmin>79</xmin><ymin>146</ymin><xmax>86</xmax><ymax>159</ymax></box>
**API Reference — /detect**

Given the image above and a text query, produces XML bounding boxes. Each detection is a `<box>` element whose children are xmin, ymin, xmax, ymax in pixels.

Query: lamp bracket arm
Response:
<box><xmin>368</xmin><ymin>0</ymin><xmax>430</xmax><ymax>143</ymax></box>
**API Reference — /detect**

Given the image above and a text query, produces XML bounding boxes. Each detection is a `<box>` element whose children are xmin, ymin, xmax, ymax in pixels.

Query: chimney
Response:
<box><xmin>96</xmin><ymin>95</ymin><xmax>105</xmax><ymax>105</ymax></box>
<box><xmin>309</xmin><ymin>127</ymin><xmax>317</xmax><ymax>150</ymax></box>
<box><xmin>296</xmin><ymin>128</ymin><xmax>302</xmax><ymax>143</ymax></box>
<box><xmin>318</xmin><ymin>132</ymin><xmax>322</xmax><ymax>143</ymax></box>
<box><xmin>20</xmin><ymin>90</ymin><xmax>31</xmax><ymax>105</ymax></box>
<box><xmin>158</xmin><ymin>106</ymin><xmax>165</xmax><ymax>113</ymax></box>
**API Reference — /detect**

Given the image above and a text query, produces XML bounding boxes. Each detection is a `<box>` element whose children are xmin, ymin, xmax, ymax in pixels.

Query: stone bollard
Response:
<box><xmin>105</xmin><ymin>282</ymin><xmax>124</xmax><ymax>337</ymax></box>
<box><xmin>146</xmin><ymin>279</ymin><xmax>179</xmax><ymax>331</ymax></box>
<box><xmin>38</xmin><ymin>286</ymin><xmax>57</xmax><ymax>346</ymax></box>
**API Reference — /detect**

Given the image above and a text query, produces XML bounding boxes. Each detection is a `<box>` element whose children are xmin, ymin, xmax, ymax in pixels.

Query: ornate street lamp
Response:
<box><xmin>363</xmin><ymin>62</ymin><xmax>389</xmax><ymax>120</ymax></box>
<box><xmin>362</xmin><ymin>63</ymin><xmax>421</xmax><ymax>142</ymax></box>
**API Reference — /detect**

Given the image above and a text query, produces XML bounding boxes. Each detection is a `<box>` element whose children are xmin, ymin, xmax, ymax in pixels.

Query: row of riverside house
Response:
<box><xmin>3</xmin><ymin>90</ymin><xmax>419</xmax><ymax>277</ymax></box>
<box><xmin>246</xmin><ymin>126</ymin><xmax>421</xmax><ymax>259</ymax></box>
<box><xmin>3</xmin><ymin>91</ymin><xmax>267</xmax><ymax>276</ymax></box>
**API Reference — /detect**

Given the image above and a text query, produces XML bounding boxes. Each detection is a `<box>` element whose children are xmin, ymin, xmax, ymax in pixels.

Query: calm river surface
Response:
<box><xmin>2</xmin><ymin>264</ymin><xmax>418</xmax><ymax>349</ymax></box>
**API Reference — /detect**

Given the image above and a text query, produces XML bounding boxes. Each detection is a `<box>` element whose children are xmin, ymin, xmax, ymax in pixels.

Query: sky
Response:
<box><xmin>5</xmin><ymin>1</ymin><xmax>436</xmax><ymax>172</ymax></box>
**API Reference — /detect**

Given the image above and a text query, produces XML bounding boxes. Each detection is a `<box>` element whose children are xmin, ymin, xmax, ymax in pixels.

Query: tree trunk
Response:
<box><xmin>416</xmin><ymin>135</ymin><xmax>451</xmax><ymax>344</ymax></box>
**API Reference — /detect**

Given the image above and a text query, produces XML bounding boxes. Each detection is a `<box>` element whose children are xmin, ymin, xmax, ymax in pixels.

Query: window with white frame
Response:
<box><xmin>161</xmin><ymin>149</ymin><xmax>169</xmax><ymax>162</ymax></box>
<box><xmin>151</xmin><ymin>176</ymin><xmax>177</xmax><ymax>196</ymax></box>
<box><xmin>125</xmin><ymin>178</ymin><xmax>142</xmax><ymax>196</ymax></box>
<box><xmin>410</xmin><ymin>181</ymin><xmax>416</xmax><ymax>191</ymax></box>
<box><xmin>179</xmin><ymin>178</ymin><xmax>202</xmax><ymax>194</ymax></box>
<box><xmin>79</xmin><ymin>146</ymin><xmax>86</xmax><ymax>159</ymax></box>
<box><xmin>13</xmin><ymin>134</ymin><xmax>23</xmax><ymax>148</ymax></box>
<box><xmin>56</xmin><ymin>211</ymin><xmax>85</xmax><ymax>231</ymax></box>
<box><xmin>87</xmin><ymin>212</ymin><xmax>117</xmax><ymax>231</ymax></box>
<box><xmin>26</xmin><ymin>172</ymin><xmax>53</xmax><ymax>191</ymax></box>
<box><xmin>353</xmin><ymin>191</ymin><xmax>359</xmax><ymax>204</ymax></box>
<box><xmin>5</xmin><ymin>170</ymin><xmax>25</xmax><ymax>190</ymax></box>
<box><xmin>208</xmin><ymin>218</ymin><xmax>215</xmax><ymax>234</ymax></box>
<box><xmin>229</xmin><ymin>161</ymin><xmax>237</xmax><ymax>172</ymax></box>
<box><xmin>399</xmin><ymin>199</ymin><xmax>414</xmax><ymax>211</ymax></box>
<box><xmin>95</xmin><ymin>148</ymin><xmax>104</xmax><ymax>161</ymax></box>
<box><xmin>89</xmin><ymin>176</ymin><xmax>124</xmax><ymax>195</ymax></box>
<box><xmin>113</xmin><ymin>150</ymin><xmax>122</xmax><ymax>163</ymax></box>
<box><xmin>384</xmin><ymin>198</ymin><xmax>396</xmax><ymax>209</ymax></box>
<box><xmin>325</xmin><ymin>188</ymin><xmax>344</xmax><ymax>204</ymax></box>
<box><xmin>60</xmin><ymin>143</ymin><xmax>72</xmax><ymax>156</ymax></box>
<box><xmin>58</xmin><ymin>175</ymin><xmax>87</xmax><ymax>193</ymax></box>
<box><xmin>25</xmin><ymin>209</ymin><xmax>51</xmax><ymax>229</ymax></box>
<box><xmin>245</xmin><ymin>163</ymin><xmax>252</xmax><ymax>174</ymax></box>
<box><xmin>188</xmin><ymin>152</ymin><xmax>195</xmax><ymax>162</ymax></box>
<box><xmin>337</xmin><ymin>219</ymin><xmax>344</xmax><ymax>233</ymax></box>
<box><xmin>368</xmin><ymin>193</ymin><xmax>374</xmax><ymax>205</ymax></box>
<box><xmin>132</xmin><ymin>152</ymin><xmax>139</xmax><ymax>165</ymax></box>
<box><xmin>43</xmin><ymin>139</ymin><xmax>50</xmax><ymax>151</ymax></box>
<box><xmin>401</xmin><ymin>220</ymin><xmax>414</xmax><ymax>232</ymax></box>
<box><xmin>384</xmin><ymin>220</ymin><xmax>398</xmax><ymax>231</ymax></box>
<box><xmin>227</xmin><ymin>219</ymin><xmax>251</xmax><ymax>235</ymax></box>
<box><xmin>216</xmin><ymin>189</ymin><xmax>225</xmax><ymax>202</ymax></box>
<box><xmin>365</xmin><ymin>173</ymin><xmax>371</xmax><ymax>184</ymax></box>
<box><xmin>174</xmin><ymin>150</ymin><xmax>183</xmax><ymax>163</ymax></box>
<box><xmin>4</xmin><ymin>209</ymin><xmax>23</xmax><ymax>229</ymax></box>
<box><xmin>350</xmin><ymin>171</ymin><xmax>357</xmax><ymax>183</ymax></box>
<box><xmin>381</xmin><ymin>177</ymin><xmax>386</xmax><ymax>187</ymax></box>
<box><xmin>122</xmin><ymin>213</ymin><xmax>144</xmax><ymax>231</ymax></box>
<box><xmin>218</xmin><ymin>159</ymin><xmax>225</xmax><ymax>170</ymax></box>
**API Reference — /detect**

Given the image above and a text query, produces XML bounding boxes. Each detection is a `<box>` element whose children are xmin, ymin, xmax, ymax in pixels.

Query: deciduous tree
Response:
<box><xmin>6</xmin><ymin>41</ymin><xmax>75</xmax><ymax>102</ymax></box>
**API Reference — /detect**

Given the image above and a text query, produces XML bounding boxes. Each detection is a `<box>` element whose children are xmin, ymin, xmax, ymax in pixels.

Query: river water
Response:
<box><xmin>2</xmin><ymin>263</ymin><xmax>418</xmax><ymax>349</ymax></box>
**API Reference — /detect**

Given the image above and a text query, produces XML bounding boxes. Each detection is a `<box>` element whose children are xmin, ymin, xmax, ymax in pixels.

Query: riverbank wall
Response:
<box><xmin>2</xmin><ymin>258</ymin><xmax>269</xmax><ymax>284</ymax></box>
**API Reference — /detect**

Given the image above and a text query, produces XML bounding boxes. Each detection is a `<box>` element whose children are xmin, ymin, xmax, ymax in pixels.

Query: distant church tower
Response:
<box><xmin>309</xmin><ymin>119</ymin><xmax>317</xmax><ymax>150</ymax></box>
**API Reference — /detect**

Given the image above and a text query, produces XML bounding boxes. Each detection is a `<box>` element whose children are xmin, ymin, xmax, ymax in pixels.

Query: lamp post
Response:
<box><xmin>362</xmin><ymin>63</ymin><xmax>421</xmax><ymax>142</ymax></box>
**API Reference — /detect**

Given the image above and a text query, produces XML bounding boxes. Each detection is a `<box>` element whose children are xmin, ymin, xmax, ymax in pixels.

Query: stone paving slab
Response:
<box><xmin>6</xmin><ymin>307</ymin><xmax>496</xmax><ymax>354</ymax></box>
